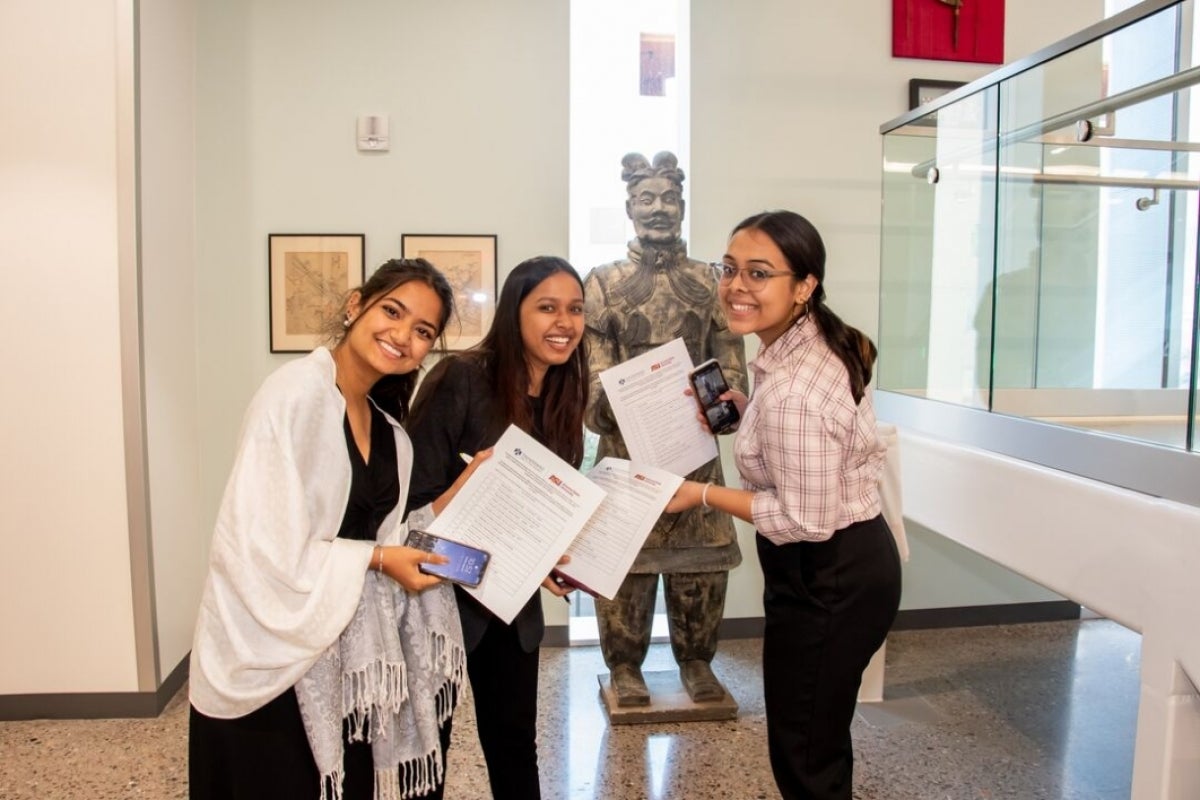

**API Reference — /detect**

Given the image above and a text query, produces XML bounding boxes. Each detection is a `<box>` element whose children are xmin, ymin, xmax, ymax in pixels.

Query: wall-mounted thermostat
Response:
<box><xmin>357</xmin><ymin>115</ymin><xmax>389</xmax><ymax>151</ymax></box>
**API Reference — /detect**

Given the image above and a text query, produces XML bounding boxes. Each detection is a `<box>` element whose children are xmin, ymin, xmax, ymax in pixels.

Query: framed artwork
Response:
<box><xmin>268</xmin><ymin>233</ymin><xmax>365</xmax><ymax>353</ymax></box>
<box><xmin>401</xmin><ymin>233</ymin><xmax>498</xmax><ymax>350</ymax></box>
<box><xmin>893</xmin><ymin>0</ymin><xmax>1005</xmax><ymax>64</ymax></box>
<box><xmin>909</xmin><ymin>78</ymin><xmax>966</xmax><ymax>110</ymax></box>
<box><xmin>639</xmin><ymin>33</ymin><xmax>676</xmax><ymax>97</ymax></box>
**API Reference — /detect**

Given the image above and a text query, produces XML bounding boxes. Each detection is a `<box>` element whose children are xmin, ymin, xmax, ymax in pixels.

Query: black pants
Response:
<box><xmin>757</xmin><ymin>516</ymin><xmax>901</xmax><ymax>800</ymax></box>
<box><xmin>189</xmin><ymin>687</ymin><xmax>451</xmax><ymax>799</ymax></box>
<box><xmin>190</xmin><ymin>689</ymin><xmax>340</xmax><ymax>800</ymax></box>
<box><xmin>462</xmin><ymin>615</ymin><xmax>542</xmax><ymax>800</ymax></box>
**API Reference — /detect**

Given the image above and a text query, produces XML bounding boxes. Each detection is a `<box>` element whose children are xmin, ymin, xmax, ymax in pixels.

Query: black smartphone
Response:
<box><xmin>404</xmin><ymin>530</ymin><xmax>490</xmax><ymax>588</ymax></box>
<box><xmin>688</xmin><ymin>359</ymin><xmax>740</xmax><ymax>435</ymax></box>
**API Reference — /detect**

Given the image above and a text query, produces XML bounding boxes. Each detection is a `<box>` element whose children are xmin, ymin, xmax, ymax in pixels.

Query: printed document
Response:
<box><xmin>425</xmin><ymin>425</ymin><xmax>606</xmax><ymax>624</ymax></box>
<box><xmin>554</xmin><ymin>458</ymin><xmax>683</xmax><ymax>599</ymax></box>
<box><xmin>597</xmin><ymin>337</ymin><xmax>717</xmax><ymax>476</ymax></box>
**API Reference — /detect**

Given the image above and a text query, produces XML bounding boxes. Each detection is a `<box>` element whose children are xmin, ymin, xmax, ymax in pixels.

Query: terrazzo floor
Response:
<box><xmin>0</xmin><ymin>618</ymin><xmax>1140</xmax><ymax>799</ymax></box>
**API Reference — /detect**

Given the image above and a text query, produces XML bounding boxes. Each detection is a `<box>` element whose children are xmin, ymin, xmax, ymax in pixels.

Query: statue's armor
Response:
<box><xmin>583</xmin><ymin>240</ymin><xmax>748</xmax><ymax>573</ymax></box>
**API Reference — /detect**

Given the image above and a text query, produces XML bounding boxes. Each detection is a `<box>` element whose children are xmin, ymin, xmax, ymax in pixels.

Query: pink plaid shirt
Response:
<box><xmin>735</xmin><ymin>315</ymin><xmax>885</xmax><ymax>544</ymax></box>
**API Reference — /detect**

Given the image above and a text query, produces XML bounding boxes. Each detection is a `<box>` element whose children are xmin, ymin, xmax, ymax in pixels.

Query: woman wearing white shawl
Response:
<box><xmin>189</xmin><ymin>259</ymin><xmax>484</xmax><ymax>800</ymax></box>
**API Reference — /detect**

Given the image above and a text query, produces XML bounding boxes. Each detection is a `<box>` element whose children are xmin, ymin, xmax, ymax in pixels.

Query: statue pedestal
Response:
<box><xmin>598</xmin><ymin>670</ymin><xmax>738</xmax><ymax>724</ymax></box>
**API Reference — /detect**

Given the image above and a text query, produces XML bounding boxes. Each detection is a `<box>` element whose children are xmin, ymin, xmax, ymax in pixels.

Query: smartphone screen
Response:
<box><xmin>688</xmin><ymin>359</ymin><xmax>740</xmax><ymax>435</ymax></box>
<box><xmin>405</xmin><ymin>530</ymin><xmax>490</xmax><ymax>588</ymax></box>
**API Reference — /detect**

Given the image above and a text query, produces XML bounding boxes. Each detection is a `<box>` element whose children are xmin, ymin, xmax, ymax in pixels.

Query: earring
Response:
<box><xmin>790</xmin><ymin>299</ymin><xmax>807</xmax><ymax>323</ymax></box>
<box><xmin>343</xmin><ymin>312</ymin><xmax>353</xmax><ymax>329</ymax></box>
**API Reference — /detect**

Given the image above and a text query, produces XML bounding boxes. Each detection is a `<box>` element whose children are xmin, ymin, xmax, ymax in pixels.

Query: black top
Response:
<box><xmin>405</xmin><ymin>357</ymin><xmax>546</xmax><ymax>653</ymax></box>
<box><xmin>336</xmin><ymin>402</ymin><xmax>399</xmax><ymax>542</ymax></box>
<box><xmin>406</xmin><ymin>359</ymin><xmax>503</xmax><ymax>512</ymax></box>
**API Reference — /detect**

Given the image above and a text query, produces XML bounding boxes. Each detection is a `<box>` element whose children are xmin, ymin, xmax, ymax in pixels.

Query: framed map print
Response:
<box><xmin>401</xmin><ymin>233</ymin><xmax>498</xmax><ymax>351</ymax></box>
<box><xmin>268</xmin><ymin>233</ymin><xmax>365</xmax><ymax>352</ymax></box>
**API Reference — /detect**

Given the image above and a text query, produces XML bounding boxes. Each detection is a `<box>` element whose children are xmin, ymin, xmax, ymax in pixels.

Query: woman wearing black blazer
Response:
<box><xmin>405</xmin><ymin>256</ymin><xmax>588</xmax><ymax>799</ymax></box>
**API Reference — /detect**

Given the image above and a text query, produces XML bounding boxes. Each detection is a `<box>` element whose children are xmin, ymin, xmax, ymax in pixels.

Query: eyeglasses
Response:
<box><xmin>712</xmin><ymin>262</ymin><xmax>793</xmax><ymax>291</ymax></box>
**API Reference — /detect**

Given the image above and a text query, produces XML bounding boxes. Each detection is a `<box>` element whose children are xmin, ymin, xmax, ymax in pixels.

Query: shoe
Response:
<box><xmin>609</xmin><ymin>663</ymin><xmax>651</xmax><ymax>707</ymax></box>
<box><xmin>679</xmin><ymin>659</ymin><xmax>724</xmax><ymax>702</ymax></box>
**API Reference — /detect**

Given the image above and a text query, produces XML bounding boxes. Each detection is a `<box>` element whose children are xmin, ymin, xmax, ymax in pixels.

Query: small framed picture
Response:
<box><xmin>401</xmin><ymin>233</ymin><xmax>498</xmax><ymax>351</ymax></box>
<box><xmin>909</xmin><ymin>78</ymin><xmax>966</xmax><ymax>111</ymax></box>
<box><xmin>268</xmin><ymin>233</ymin><xmax>365</xmax><ymax>353</ymax></box>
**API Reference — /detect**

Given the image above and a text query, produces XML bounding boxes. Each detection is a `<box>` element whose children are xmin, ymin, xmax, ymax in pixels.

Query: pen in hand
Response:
<box><xmin>551</xmin><ymin>571</ymin><xmax>574</xmax><ymax>604</ymax></box>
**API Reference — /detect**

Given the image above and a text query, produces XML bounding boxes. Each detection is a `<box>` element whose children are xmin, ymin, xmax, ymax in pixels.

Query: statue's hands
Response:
<box><xmin>585</xmin><ymin>393</ymin><xmax>620</xmax><ymax>436</ymax></box>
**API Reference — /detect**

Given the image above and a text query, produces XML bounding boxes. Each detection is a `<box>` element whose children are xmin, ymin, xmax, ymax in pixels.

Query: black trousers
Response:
<box><xmin>460</xmin><ymin>615</ymin><xmax>542</xmax><ymax>800</ymax></box>
<box><xmin>757</xmin><ymin>516</ymin><xmax>901</xmax><ymax>800</ymax></box>
<box><xmin>190</xmin><ymin>689</ymin><xmax>350</xmax><ymax>800</ymax></box>
<box><xmin>189</xmin><ymin>687</ymin><xmax>451</xmax><ymax>799</ymax></box>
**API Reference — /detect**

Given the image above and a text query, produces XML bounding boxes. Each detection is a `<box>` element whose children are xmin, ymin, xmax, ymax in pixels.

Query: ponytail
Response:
<box><xmin>809</xmin><ymin>288</ymin><xmax>875</xmax><ymax>405</ymax></box>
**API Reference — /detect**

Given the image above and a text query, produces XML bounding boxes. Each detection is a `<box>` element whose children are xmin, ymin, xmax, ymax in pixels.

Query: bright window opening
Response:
<box><xmin>568</xmin><ymin>0</ymin><xmax>690</xmax><ymax>644</ymax></box>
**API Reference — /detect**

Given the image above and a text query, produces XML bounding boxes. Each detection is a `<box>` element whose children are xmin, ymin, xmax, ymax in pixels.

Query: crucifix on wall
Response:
<box><xmin>892</xmin><ymin>0</ymin><xmax>1005</xmax><ymax>64</ymax></box>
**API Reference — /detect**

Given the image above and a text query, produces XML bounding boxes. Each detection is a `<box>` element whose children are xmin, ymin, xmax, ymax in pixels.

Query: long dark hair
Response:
<box><xmin>732</xmin><ymin>211</ymin><xmax>877</xmax><ymax>404</ymax></box>
<box><xmin>332</xmin><ymin>258</ymin><xmax>455</xmax><ymax>422</ymax></box>
<box><xmin>414</xmin><ymin>256</ymin><xmax>589</xmax><ymax>466</ymax></box>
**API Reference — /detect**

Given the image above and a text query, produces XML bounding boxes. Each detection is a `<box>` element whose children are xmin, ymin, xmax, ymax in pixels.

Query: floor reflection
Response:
<box><xmin>0</xmin><ymin>619</ymin><xmax>1145</xmax><ymax>800</ymax></box>
<box><xmin>1060</xmin><ymin>619</ymin><xmax>1141</xmax><ymax>797</ymax></box>
<box><xmin>645</xmin><ymin>734</ymin><xmax>673</xmax><ymax>798</ymax></box>
<box><xmin>528</xmin><ymin>619</ymin><xmax>1141</xmax><ymax>799</ymax></box>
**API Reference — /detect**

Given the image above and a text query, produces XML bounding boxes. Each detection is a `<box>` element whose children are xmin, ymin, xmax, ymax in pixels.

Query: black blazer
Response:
<box><xmin>405</xmin><ymin>357</ymin><xmax>544</xmax><ymax>653</ymax></box>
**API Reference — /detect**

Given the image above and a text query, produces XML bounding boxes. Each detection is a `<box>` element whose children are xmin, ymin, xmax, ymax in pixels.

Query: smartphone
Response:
<box><xmin>404</xmin><ymin>530</ymin><xmax>490</xmax><ymax>588</ymax></box>
<box><xmin>551</xmin><ymin>568</ymin><xmax>599</xmax><ymax>598</ymax></box>
<box><xmin>688</xmin><ymin>359</ymin><xmax>740</xmax><ymax>435</ymax></box>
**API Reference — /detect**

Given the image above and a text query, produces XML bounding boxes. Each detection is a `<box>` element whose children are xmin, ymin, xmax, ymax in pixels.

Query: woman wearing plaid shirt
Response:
<box><xmin>667</xmin><ymin>210</ymin><xmax>901</xmax><ymax>800</ymax></box>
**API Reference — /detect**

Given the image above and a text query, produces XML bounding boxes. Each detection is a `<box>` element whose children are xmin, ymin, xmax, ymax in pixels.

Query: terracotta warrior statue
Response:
<box><xmin>583</xmin><ymin>151</ymin><xmax>748</xmax><ymax>706</ymax></box>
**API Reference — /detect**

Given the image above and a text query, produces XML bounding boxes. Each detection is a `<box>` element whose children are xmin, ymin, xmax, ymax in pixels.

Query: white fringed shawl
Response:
<box><xmin>295</xmin><ymin>569</ymin><xmax>464</xmax><ymax>800</ymax></box>
<box><xmin>189</xmin><ymin>348</ymin><xmax>464</xmax><ymax>799</ymax></box>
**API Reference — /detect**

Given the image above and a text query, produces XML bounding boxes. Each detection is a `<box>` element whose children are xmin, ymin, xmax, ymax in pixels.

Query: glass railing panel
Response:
<box><xmin>880</xmin><ymin>0</ymin><xmax>1200</xmax><ymax>452</ymax></box>
<box><xmin>879</xmin><ymin>86</ymin><xmax>1000</xmax><ymax>410</ymax></box>
<box><xmin>990</xmin><ymin>3</ymin><xmax>1199</xmax><ymax>449</ymax></box>
<box><xmin>879</xmin><ymin>121</ymin><xmax>938</xmax><ymax>398</ymax></box>
<box><xmin>877</xmin><ymin>1</ymin><xmax>1200</xmax><ymax>501</ymax></box>
<box><xmin>999</xmin><ymin>2</ymin><xmax>1185</xmax><ymax>136</ymax></box>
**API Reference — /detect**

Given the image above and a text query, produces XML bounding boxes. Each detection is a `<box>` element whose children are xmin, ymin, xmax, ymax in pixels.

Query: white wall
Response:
<box><xmin>0</xmin><ymin>1</ymin><xmax>140</xmax><ymax>692</ymax></box>
<box><xmin>689</xmin><ymin>0</ymin><xmax>1104</xmax><ymax>329</ymax></box>
<box><xmin>141</xmin><ymin>0</ymin><xmax>203</xmax><ymax>682</ymax></box>
<box><xmin>195</xmin><ymin>0</ymin><xmax>570</xmax><ymax>532</ymax></box>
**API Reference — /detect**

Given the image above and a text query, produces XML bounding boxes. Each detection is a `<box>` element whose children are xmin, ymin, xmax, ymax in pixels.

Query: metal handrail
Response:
<box><xmin>881</xmin><ymin>0</ymin><xmax>1184</xmax><ymax>133</ymax></box>
<box><xmin>906</xmin><ymin>64</ymin><xmax>1200</xmax><ymax>182</ymax></box>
